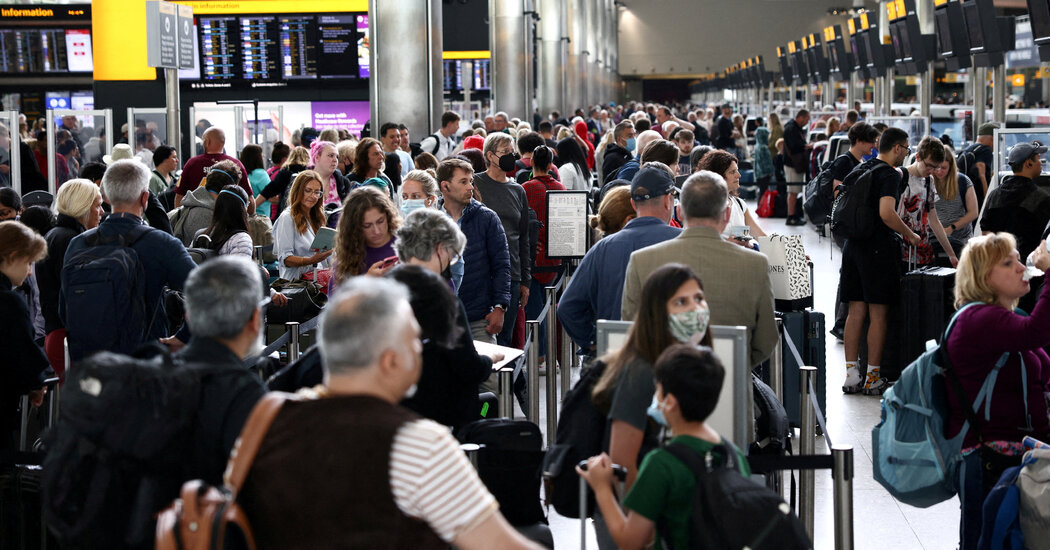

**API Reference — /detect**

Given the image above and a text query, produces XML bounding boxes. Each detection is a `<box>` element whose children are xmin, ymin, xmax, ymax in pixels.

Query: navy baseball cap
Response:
<box><xmin>630</xmin><ymin>165</ymin><xmax>676</xmax><ymax>201</ymax></box>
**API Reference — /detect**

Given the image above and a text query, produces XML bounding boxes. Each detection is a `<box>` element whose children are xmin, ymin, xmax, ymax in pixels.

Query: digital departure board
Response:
<box><xmin>0</xmin><ymin>28</ymin><xmax>91</xmax><ymax>74</ymax></box>
<box><xmin>442</xmin><ymin>59</ymin><xmax>491</xmax><ymax>91</ymax></box>
<box><xmin>185</xmin><ymin>11</ymin><xmax>366</xmax><ymax>87</ymax></box>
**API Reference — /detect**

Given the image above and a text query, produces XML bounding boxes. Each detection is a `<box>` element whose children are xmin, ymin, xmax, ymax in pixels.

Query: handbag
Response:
<box><xmin>155</xmin><ymin>393</ymin><xmax>298</xmax><ymax>550</ymax></box>
<box><xmin>756</xmin><ymin>189</ymin><xmax>778</xmax><ymax>218</ymax></box>
<box><xmin>267</xmin><ymin>278</ymin><xmax>327</xmax><ymax>324</ymax></box>
<box><xmin>755</xmin><ymin>234</ymin><xmax>812</xmax><ymax>311</ymax></box>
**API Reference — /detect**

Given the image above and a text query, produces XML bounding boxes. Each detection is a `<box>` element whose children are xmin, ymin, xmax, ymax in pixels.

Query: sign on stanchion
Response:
<box><xmin>546</xmin><ymin>190</ymin><xmax>590</xmax><ymax>260</ymax></box>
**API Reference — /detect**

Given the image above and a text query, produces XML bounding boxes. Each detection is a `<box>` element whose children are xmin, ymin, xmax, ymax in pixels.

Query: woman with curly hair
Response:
<box><xmin>273</xmin><ymin>170</ymin><xmax>332</xmax><ymax>283</ymax></box>
<box><xmin>331</xmin><ymin>185</ymin><xmax>402</xmax><ymax>286</ymax></box>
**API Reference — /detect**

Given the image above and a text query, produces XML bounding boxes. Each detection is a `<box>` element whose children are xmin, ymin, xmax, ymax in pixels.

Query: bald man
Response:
<box><xmin>173</xmin><ymin>127</ymin><xmax>253</xmax><ymax>207</ymax></box>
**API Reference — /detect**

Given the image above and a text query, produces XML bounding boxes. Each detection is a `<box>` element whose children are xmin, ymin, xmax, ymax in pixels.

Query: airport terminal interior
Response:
<box><xmin>3</xmin><ymin>0</ymin><xmax>1050</xmax><ymax>549</ymax></box>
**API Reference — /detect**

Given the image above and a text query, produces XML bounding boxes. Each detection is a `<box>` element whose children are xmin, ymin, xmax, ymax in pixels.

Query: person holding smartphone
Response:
<box><xmin>332</xmin><ymin>186</ymin><xmax>403</xmax><ymax>286</ymax></box>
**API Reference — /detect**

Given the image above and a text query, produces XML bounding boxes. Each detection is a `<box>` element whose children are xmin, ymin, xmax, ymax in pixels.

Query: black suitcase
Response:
<box><xmin>0</xmin><ymin>464</ymin><xmax>56</xmax><ymax>550</ymax></box>
<box><xmin>457</xmin><ymin>418</ymin><xmax>546</xmax><ymax>526</ymax></box>
<box><xmin>778</xmin><ymin>310</ymin><xmax>826</xmax><ymax>427</ymax></box>
<box><xmin>895</xmin><ymin>266</ymin><xmax>957</xmax><ymax>375</ymax></box>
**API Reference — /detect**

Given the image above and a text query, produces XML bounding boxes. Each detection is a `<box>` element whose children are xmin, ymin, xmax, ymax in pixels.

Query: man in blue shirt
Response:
<box><xmin>558</xmin><ymin>163</ymin><xmax>681</xmax><ymax>353</ymax></box>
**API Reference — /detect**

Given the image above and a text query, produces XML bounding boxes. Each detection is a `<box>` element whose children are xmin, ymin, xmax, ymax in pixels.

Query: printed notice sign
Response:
<box><xmin>546</xmin><ymin>190</ymin><xmax>589</xmax><ymax>259</ymax></box>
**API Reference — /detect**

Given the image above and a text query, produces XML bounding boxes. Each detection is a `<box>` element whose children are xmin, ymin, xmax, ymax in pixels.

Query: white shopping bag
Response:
<box><xmin>756</xmin><ymin>234</ymin><xmax>812</xmax><ymax>311</ymax></box>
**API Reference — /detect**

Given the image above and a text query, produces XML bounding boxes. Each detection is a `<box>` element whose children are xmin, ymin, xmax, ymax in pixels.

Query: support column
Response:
<box><xmin>974</xmin><ymin>66</ymin><xmax>988</xmax><ymax>138</ymax></box>
<box><xmin>369</xmin><ymin>0</ymin><xmax>442</xmax><ymax>135</ymax></box>
<box><xmin>993</xmin><ymin>64</ymin><xmax>1006</xmax><ymax>125</ymax></box>
<box><xmin>491</xmin><ymin>0</ymin><xmax>529</xmax><ymax>120</ymax></box>
<box><xmin>884</xmin><ymin>68</ymin><xmax>895</xmax><ymax>115</ymax></box>
<box><xmin>846</xmin><ymin>72</ymin><xmax>857</xmax><ymax>111</ymax></box>
<box><xmin>537</xmin><ymin>0</ymin><xmax>567</xmax><ymax>116</ymax></box>
<box><xmin>566</xmin><ymin>0</ymin><xmax>584</xmax><ymax>112</ymax></box>
<box><xmin>917</xmin><ymin>0</ymin><xmax>934</xmax><ymax>120</ymax></box>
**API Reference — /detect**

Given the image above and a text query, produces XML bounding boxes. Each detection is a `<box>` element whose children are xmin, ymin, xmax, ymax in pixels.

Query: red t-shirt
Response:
<box><xmin>174</xmin><ymin>153</ymin><xmax>253</xmax><ymax>198</ymax></box>
<box><xmin>522</xmin><ymin>174</ymin><xmax>566</xmax><ymax>285</ymax></box>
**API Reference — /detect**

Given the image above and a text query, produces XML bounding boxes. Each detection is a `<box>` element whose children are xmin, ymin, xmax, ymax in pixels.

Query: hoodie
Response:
<box><xmin>574</xmin><ymin>120</ymin><xmax>596</xmax><ymax>171</ymax></box>
<box><xmin>172</xmin><ymin>186</ymin><xmax>216</xmax><ymax>246</ymax></box>
<box><xmin>979</xmin><ymin>174</ymin><xmax>1050</xmax><ymax>260</ymax></box>
<box><xmin>753</xmin><ymin>127</ymin><xmax>774</xmax><ymax>181</ymax></box>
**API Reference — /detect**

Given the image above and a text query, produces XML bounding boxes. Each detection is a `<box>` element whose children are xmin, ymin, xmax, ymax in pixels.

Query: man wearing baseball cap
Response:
<box><xmin>558</xmin><ymin>162</ymin><xmax>681</xmax><ymax>356</ymax></box>
<box><xmin>979</xmin><ymin>140</ymin><xmax>1050</xmax><ymax>313</ymax></box>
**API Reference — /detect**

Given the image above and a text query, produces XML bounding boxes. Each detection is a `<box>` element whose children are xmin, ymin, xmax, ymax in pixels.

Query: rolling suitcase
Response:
<box><xmin>779</xmin><ymin>310</ymin><xmax>826</xmax><ymax>427</ymax></box>
<box><xmin>0</xmin><ymin>464</ymin><xmax>56</xmax><ymax>550</ymax></box>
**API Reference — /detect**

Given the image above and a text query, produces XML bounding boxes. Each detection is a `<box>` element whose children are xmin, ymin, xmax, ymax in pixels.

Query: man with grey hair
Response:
<box><xmin>621</xmin><ymin>170</ymin><xmax>777</xmax><ymax>367</ymax></box>
<box><xmin>493</xmin><ymin>111</ymin><xmax>510</xmax><ymax>133</ymax></box>
<box><xmin>63</xmin><ymin>159</ymin><xmax>196</xmax><ymax>357</ymax></box>
<box><xmin>239</xmin><ymin>277</ymin><xmax>542</xmax><ymax>550</ymax></box>
<box><xmin>176</xmin><ymin>255</ymin><xmax>266</xmax><ymax>485</ymax></box>
<box><xmin>474</xmin><ymin>133</ymin><xmax>528</xmax><ymax>347</ymax></box>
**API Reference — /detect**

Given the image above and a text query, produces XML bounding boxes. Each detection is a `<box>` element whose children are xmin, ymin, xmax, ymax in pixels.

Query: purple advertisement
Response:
<box><xmin>356</xmin><ymin>14</ymin><xmax>370</xmax><ymax>78</ymax></box>
<box><xmin>311</xmin><ymin>101</ymin><xmax>370</xmax><ymax>136</ymax></box>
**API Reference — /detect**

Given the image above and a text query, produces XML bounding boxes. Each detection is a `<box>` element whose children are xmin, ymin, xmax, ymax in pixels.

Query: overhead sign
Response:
<box><xmin>177</xmin><ymin>3</ymin><xmax>194</xmax><ymax>69</ymax></box>
<box><xmin>146</xmin><ymin>1</ymin><xmax>178</xmax><ymax>68</ymax></box>
<box><xmin>1007</xmin><ymin>17</ymin><xmax>1040</xmax><ymax>69</ymax></box>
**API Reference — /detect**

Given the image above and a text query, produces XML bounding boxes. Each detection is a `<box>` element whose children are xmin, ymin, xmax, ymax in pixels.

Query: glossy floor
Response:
<box><xmin>533</xmin><ymin>201</ymin><xmax>962</xmax><ymax>550</ymax></box>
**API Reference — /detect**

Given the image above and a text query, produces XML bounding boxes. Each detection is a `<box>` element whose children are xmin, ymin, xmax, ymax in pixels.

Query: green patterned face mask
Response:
<box><xmin>668</xmin><ymin>302</ymin><xmax>710</xmax><ymax>344</ymax></box>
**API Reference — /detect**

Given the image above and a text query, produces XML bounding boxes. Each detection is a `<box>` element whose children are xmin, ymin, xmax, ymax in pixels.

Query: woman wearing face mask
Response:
<box><xmin>400</xmin><ymin>169</ymin><xmax>464</xmax><ymax>289</ymax></box>
<box><xmin>0</xmin><ymin>220</ymin><xmax>50</xmax><ymax>454</ymax></box>
<box><xmin>331</xmin><ymin>186</ymin><xmax>402</xmax><ymax>287</ymax></box>
<box><xmin>390</xmin><ymin>211</ymin><xmax>502</xmax><ymax>431</ymax></box>
<box><xmin>589</xmin><ymin>263</ymin><xmax>711</xmax><ymax>550</ymax></box>
<box><xmin>36</xmin><ymin>179</ymin><xmax>104</xmax><ymax>374</ymax></box>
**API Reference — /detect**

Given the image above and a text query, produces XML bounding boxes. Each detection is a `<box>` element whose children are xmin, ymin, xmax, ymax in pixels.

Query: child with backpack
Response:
<box><xmin>578</xmin><ymin>345</ymin><xmax>808</xmax><ymax>550</ymax></box>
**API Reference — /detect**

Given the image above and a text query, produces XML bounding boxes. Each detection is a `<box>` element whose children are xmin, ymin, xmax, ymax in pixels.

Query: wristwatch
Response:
<box><xmin>492</xmin><ymin>304</ymin><xmax>508</xmax><ymax>312</ymax></box>
<box><xmin>949</xmin><ymin>223</ymin><xmax>956</xmax><ymax>231</ymax></box>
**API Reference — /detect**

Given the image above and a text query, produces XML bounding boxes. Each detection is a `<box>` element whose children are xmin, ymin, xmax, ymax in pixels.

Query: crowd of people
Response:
<box><xmin>1</xmin><ymin>98</ymin><xmax>1049</xmax><ymax>550</ymax></box>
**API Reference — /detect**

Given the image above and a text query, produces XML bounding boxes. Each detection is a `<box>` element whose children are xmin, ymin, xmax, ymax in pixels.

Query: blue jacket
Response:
<box><xmin>558</xmin><ymin>217</ymin><xmax>681</xmax><ymax>349</ymax></box>
<box><xmin>62</xmin><ymin>213</ymin><xmax>196</xmax><ymax>341</ymax></box>
<box><xmin>451</xmin><ymin>200</ymin><xmax>512</xmax><ymax>323</ymax></box>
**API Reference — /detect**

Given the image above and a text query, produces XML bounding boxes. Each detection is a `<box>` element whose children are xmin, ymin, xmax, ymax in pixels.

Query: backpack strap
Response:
<box><xmin>663</xmin><ymin>438</ymin><xmax>740</xmax><ymax>476</ymax></box>
<box><xmin>224</xmin><ymin>392</ymin><xmax>299</xmax><ymax>495</ymax></box>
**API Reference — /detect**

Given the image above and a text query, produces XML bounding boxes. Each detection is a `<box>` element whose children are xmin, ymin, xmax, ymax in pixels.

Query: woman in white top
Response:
<box><xmin>555</xmin><ymin>136</ymin><xmax>591</xmax><ymax>191</ymax></box>
<box><xmin>273</xmin><ymin>170</ymin><xmax>333</xmax><ymax>282</ymax></box>
<box><xmin>697</xmin><ymin>149</ymin><xmax>766</xmax><ymax>241</ymax></box>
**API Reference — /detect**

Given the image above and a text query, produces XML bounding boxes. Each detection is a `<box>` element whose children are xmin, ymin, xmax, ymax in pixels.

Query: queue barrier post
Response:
<box><xmin>545</xmin><ymin>285</ymin><xmax>559</xmax><ymax>448</ymax></box>
<box><xmin>560</xmin><ymin>266</ymin><xmax>575</xmax><ymax>399</ymax></box>
<box><xmin>527</xmin><ymin>320</ymin><xmax>542</xmax><ymax>423</ymax></box>
<box><xmin>832</xmin><ymin>445</ymin><xmax>855</xmax><ymax>550</ymax></box>
<box><xmin>799</xmin><ymin>366</ymin><xmax>817</xmax><ymax>539</ymax></box>
<box><xmin>286</xmin><ymin>322</ymin><xmax>300</xmax><ymax>362</ymax></box>
<box><xmin>498</xmin><ymin>367</ymin><xmax>514</xmax><ymax>420</ymax></box>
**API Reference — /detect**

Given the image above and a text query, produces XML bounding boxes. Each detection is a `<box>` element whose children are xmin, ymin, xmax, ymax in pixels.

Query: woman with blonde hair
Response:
<box><xmin>272</xmin><ymin>170</ymin><xmax>332</xmax><ymax>283</ymax></box>
<box><xmin>589</xmin><ymin>185</ymin><xmax>635</xmax><ymax>239</ymax></box>
<box><xmin>947</xmin><ymin>233</ymin><xmax>1050</xmax><ymax>550</ymax></box>
<box><xmin>767</xmin><ymin>112</ymin><xmax>784</xmax><ymax>157</ymax></box>
<box><xmin>932</xmin><ymin>149</ymin><xmax>979</xmax><ymax>264</ymax></box>
<box><xmin>36</xmin><ymin>179</ymin><xmax>104</xmax><ymax>372</ymax></box>
<box><xmin>332</xmin><ymin>185</ymin><xmax>402</xmax><ymax>285</ymax></box>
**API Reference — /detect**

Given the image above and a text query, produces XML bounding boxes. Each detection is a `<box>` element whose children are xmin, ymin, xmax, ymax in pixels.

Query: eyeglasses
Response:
<box><xmin>897</xmin><ymin>143</ymin><xmax>912</xmax><ymax>155</ymax></box>
<box><xmin>305</xmin><ymin>189</ymin><xmax>323</xmax><ymax>197</ymax></box>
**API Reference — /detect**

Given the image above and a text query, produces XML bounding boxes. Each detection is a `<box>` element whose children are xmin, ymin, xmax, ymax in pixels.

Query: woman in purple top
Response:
<box><xmin>946</xmin><ymin>233</ymin><xmax>1050</xmax><ymax>550</ymax></box>
<box><xmin>331</xmin><ymin>186</ymin><xmax>402</xmax><ymax>290</ymax></box>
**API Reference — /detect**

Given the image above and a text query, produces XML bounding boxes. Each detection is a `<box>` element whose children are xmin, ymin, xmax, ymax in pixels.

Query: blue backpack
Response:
<box><xmin>62</xmin><ymin>224</ymin><xmax>157</xmax><ymax>361</ymax></box>
<box><xmin>872</xmin><ymin>303</ymin><xmax>1023</xmax><ymax>508</ymax></box>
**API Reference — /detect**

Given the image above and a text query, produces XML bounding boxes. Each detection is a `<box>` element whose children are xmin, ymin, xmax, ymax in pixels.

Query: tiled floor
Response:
<box><xmin>533</xmin><ymin>200</ymin><xmax>962</xmax><ymax>550</ymax></box>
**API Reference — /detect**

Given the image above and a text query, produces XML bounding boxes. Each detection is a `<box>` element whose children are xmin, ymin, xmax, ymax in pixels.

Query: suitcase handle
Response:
<box><xmin>576</xmin><ymin>460</ymin><xmax>628</xmax><ymax>480</ymax></box>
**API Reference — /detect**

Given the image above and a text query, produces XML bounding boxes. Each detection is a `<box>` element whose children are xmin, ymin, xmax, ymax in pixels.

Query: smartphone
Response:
<box><xmin>381</xmin><ymin>255</ymin><xmax>399</xmax><ymax>268</ymax></box>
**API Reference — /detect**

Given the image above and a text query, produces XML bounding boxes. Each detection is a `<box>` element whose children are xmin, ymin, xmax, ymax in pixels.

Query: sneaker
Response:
<box><xmin>862</xmin><ymin>372</ymin><xmax>889</xmax><ymax>395</ymax></box>
<box><xmin>842</xmin><ymin>381</ymin><xmax>864</xmax><ymax>394</ymax></box>
<box><xmin>829</xmin><ymin>327</ymin><xmax>844</xmax><ymax>341</ymax></box>
<box><xmin>786</xmin><ymin>216</ymin><xmax>807</xmax><ymax>226</ymax></box>
<box><xmin>842</xmin><ymin>365</ymin><xmax>863</xmax><ymax>394</ymax></box>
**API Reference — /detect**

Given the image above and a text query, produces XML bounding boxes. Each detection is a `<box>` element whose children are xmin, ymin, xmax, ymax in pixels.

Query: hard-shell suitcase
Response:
<box><xmin>779</xmin><ymin>310</ymin><xmax>826</xmax><ymax>427</ymax></box>
<box><xmin>0</xmin><ymin>464</ymin><xmax>56</xmax><ymax>550</ymax></box>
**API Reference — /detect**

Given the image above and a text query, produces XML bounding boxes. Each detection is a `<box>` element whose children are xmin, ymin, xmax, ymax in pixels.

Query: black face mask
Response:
<box><xmin>496</xmin><ymin>152</ymin><xmax>518</xmax><ymax>173</ymax></box>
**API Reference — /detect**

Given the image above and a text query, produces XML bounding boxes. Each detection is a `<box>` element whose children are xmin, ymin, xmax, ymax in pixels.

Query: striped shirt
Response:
<box><xmin>389</xmin><ymin>419</ymin><xmax>498</xmax><ymax>543</ymax></box>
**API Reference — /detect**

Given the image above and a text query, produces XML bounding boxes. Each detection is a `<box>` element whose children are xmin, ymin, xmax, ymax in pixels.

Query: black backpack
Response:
<box><xmin>61</xmin><ymin>224</ymin><xmax>158</xmax><ymax>362</ymax></box>
<box><xmin>541</xmin><ymin>359</ymin><xmax>608</xmax><ymax>518</ymax></box>
<box><xmin>957</xmin><ymin>145</ymin><xmax>987</xmax><ymax>196</ymax></box>
<box><xmin>661</xmin><ymin>439</ymin><xmax>811</xmax><ymax>550</ymax></box>
<box><xmin>830</xmin><ymin>161</ymin><xmax>893</xmax><ymax>239</ymax></box>
<box><xmin>42</xmin><ymin>346</ymin><xmax>234</xmax><ymax>549</ymax></box>
<box><xmin>750</xmin><ymin>373</ymin><xmax>790</xmax><ymax>458</ymax></box>
<box><xmin>457</xmin><ymin>418</ymin><xmax>547</xmax><ymax>526</ymax></box>
<box><xmin>802</xmin><ymin>158</ymin><xmax>836</xmax><ymax>225</ymax></box>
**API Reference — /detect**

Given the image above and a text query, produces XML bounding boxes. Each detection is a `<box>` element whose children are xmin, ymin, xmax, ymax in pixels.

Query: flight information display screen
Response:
<box><xmin>188</xmin><ymin>11</ymin><xmax>366</xmax><ymax>86</ymax></box>
<box><xmin>0</xmin><ymin>27</ymin><xmax>91</xmax><ymax>73</ymax></box>
<box><xmin>442</xmin><ymin>59</ymin><xmax>491</xmax><ymax>91</ymax></box>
